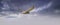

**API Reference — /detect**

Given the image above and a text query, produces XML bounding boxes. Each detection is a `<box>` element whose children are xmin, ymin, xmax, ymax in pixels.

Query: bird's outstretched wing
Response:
<box><xmin>22</xmin><ymin>5</ymin><xmax>34</xmax><ymax>14</ymax></box>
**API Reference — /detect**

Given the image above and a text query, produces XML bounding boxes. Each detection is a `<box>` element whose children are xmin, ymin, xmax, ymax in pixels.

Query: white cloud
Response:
<box><xmin>0</xmin><ymin>13</ymin><xmax>60</xmax><ymax>25</ymax></box>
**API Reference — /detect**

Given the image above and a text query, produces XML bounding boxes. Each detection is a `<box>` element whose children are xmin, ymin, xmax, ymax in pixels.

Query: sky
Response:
<box><xmin>0</xmin><ymin>0</ymin><xmax>59</xmax><ymax>16</ymax></box>
<box><xmin>0</xmin><ymin>0</ymin><xmax>59</xmax><ymax>18</ymax></box>
<box><xmin>0</xmin><ymin>0</ymin><xmax>60</xmax><ymax>25</ymax></box>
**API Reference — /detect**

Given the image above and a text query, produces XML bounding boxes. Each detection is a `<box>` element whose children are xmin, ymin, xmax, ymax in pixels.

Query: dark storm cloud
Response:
<box><xmin>4</xmin><ymin>0</ymin><xmax>52</xmax><ymax>11</ymax></box>
<box><xmin>52</xmin><ymin>0</ymin><xmax>60</xmax><ymax>10</ymax></box>
<box><xmin>0</xmin><ymin>0</ymin><xmax>3</xmax><ymax>12</ymax></box>
<box><xmin>38</xmin><ymin>0</ymin><xmax>60</xmax><ymax>15</ymax></box>
<box><xmin>10</xmin><ymin>0</ymin><xmax>52</xmax><ymax>7</ymax></box>
<box><xmin>0</xmin><ymin>0</ymin><xmax>51</xmax><ymax>13</ymax></box>
<box><xmin>0</xmin><ymin>0</ymin><xmax>60</xmax><ymax>15</ymax></box>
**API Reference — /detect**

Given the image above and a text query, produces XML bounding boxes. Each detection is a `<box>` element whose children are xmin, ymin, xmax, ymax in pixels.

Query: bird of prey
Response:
<box><xmin>22</xmin><ymin>5</ymin><xmax>34</xmax><ymax>14</ymax></box>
